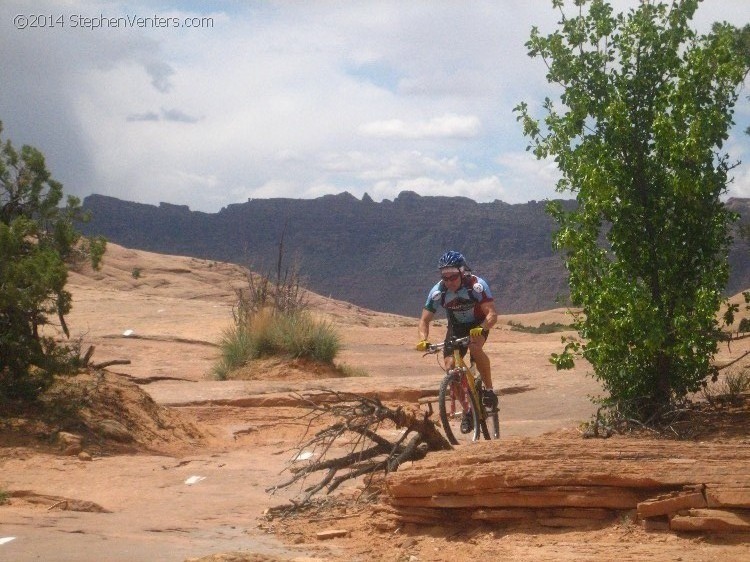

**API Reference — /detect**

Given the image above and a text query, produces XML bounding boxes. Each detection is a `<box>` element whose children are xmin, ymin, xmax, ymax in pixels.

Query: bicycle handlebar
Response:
<box><xmin>422</xmin><ymin>335</ymin><xmax>471</xmax><ymax>355</ymax></box>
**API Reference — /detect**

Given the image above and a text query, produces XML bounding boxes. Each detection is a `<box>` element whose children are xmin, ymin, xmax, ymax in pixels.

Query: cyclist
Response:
<box><xmin>416</xmin><ymin>251</ymin><xmax>498</xmax><ymax>431</ymax></box>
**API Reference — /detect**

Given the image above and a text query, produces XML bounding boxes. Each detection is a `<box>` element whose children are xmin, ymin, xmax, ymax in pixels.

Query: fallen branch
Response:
<box><xmin>91</xmin><ymin>359</ymin><xmax>132</xmax><ymax>369</ymax></box>
<box><xmin>266</xmin><ymin>389</ymin><xmax>451</xmax><ymax>514</ymax></box>
<box><xmin>715</xmin><ymin>349</ymin><xmax>750</xmax><ymax>372</ymax></box>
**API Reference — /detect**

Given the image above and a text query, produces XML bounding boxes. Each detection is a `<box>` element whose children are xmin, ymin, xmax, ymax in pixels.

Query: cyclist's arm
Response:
<box><xmin>478</xmin><ymin>300</ymin><xmax>498</xmax><ymax>331</ymax></box>
<box><xmin>418</xmin><ymin>308</ymin><xmax>434</xmax><ymax>341</ymax></box>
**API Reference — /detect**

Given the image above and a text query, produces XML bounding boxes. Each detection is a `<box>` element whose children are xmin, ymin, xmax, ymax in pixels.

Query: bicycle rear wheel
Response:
<box><xmin>438</xmin><ymin>372</ymin><xmax>480</xmax><ymax>445</ymax></box>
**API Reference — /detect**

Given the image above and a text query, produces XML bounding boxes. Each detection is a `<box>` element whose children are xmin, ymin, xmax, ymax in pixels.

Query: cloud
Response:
<box><xmin>144</xmin><ymin>60</ymin><xmax>175</xmax><ymax>93</ymax></box>
<box><xmin>126</xmin><ymin>111</ymin><xmax>160</xmax><ymax>122</ymax></box>
<box><xmin>1</xmin><ymin>0</ymin><xmax>750</xmax><ymax>213</ymax></box>
<box><xmin>161</xmin><ymin>108</ymin><xmax>201</xmax><ymax>123</ymax></box>
<box><xmin>495</xmin><ymin>152</ymin><xmax>563</xmax><ymax>203</ymax></box>
<box><xmin>322</xmin><ymin>150</ymin><xmax>459</xmax><ymax>180</ymax></box>
<box><xmin>358</xmin><ymin>114</ymin><xmax>481</xmax><ymax>139</ymax></box>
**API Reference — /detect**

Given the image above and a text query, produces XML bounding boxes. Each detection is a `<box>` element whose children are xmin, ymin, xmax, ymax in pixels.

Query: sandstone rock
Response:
<box><xmin>78</xmin><ymin>452</ymin><xmax>93</xmax><ymax>461</ymax></box>
<box><xmin>637</xmin><ymin>490</ymin><xmax>707</xmax><ymax>519</ymax></box>
<box><xmin>705</xmin><ymin>486</ymin><xmax>750</xmax><ymax>508</ymax></box>
<box><xmin>97</xmin><ymin>419</ymin><xmax>133</xmax><ymax>442</ymax></box>
<box><xmin>58</xmin><ymin>432</ymin><xmax>83</xmax><ymax>455</ymax></box>
<box><xmin>315</xmin><ymin>529</ymin><xmax>350</xmax><ymax>540</ymax></box>
<box><xmin>384</xmin><ymin>436</ymin><xmax>750</xmax><ymax>534</ymax></box>
<box><xmin>670</xmin><ymin>509</ymin><xmax>750</xmax><ymax>532</ymax></box>
<box><xmin>58</xmin><ymin>431</ymin><xmax>82</xmax><ymax>447</ymax></box>
<box><xmin>62</xmin><ymin>444</ymin><xmax>83</xmax><ymax>456</ymax></box>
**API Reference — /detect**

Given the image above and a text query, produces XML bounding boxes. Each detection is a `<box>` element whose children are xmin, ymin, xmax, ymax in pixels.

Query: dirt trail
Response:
<box><xmin>2</xmin><ymin>243</ymin><xmax>749</xmax><ymax>561</ymax></box>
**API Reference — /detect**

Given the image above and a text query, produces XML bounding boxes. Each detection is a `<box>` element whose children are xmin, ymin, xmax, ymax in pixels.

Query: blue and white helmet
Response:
<box><xmin>437</xmin><ymin>250</ymin><xmax>468</xmax><ymax>271</ymax></box>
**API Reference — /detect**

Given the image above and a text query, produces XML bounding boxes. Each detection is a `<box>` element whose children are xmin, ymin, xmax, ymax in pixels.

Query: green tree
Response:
<box><xmin>0</xmin><ymin>122</ymin><xmax>105</xmax><ymax>403</ymax></box>
<box><xmin>515</xmin><ymin>0</ymin><xmax>750</xmax><ymax>420</ymax></box>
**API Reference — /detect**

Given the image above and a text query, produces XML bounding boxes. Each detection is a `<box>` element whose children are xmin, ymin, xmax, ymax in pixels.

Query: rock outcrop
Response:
<box><xmin>384</xmin><ymin>435</ymin><xmax>750</xmax><ymax>533</ymax></box>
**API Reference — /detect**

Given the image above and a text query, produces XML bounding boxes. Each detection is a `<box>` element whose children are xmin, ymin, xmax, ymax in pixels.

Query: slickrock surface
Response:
<box><xmin>385</xmin><ymin>435</ymin><xmax>750</xmax><ymax>532</ymax></box>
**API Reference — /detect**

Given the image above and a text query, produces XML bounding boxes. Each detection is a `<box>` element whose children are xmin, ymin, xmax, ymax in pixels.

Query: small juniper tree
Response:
<box><xmin>515</xmin><ymin>0</ymin><xmax>750</xmax><ymax>420</ymax></box>
<box><xmin>0</xmin><ymin>121</ymin><xmax>105</xmax><ymax>403</ymax></box>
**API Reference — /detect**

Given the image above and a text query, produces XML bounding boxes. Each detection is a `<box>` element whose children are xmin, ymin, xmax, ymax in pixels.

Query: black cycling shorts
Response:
<box><xmin>443</xmin><ymin>321</ymin><xmax>489</xmax><ymax>358</ymax></box>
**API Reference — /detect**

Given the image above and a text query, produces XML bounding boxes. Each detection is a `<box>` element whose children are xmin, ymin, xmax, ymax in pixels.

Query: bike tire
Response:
<box><xmin>438</xmin><ymin>372</ymin><xmax>481</xmax><ymax>445</ymax></box>
<box><xmin>489</xmin><ymin>410</ymin><xmax>500</xmax><ymax>439</ymax></box>
<box><xmin>472</xmin><ymin>378</ymin><xmax>492</xmax><ymax>441</ymax></box>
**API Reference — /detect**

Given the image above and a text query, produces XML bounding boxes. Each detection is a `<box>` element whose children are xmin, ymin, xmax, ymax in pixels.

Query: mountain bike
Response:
<box><xmin>422</xmin><ymin>335</ymin><xmax>500</xmax><ymax>445</ymax></box>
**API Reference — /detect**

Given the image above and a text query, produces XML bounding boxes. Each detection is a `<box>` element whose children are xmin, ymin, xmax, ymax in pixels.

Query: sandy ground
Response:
<box><xmin>1</xmin><ymin>243</ymin><xmax>749</xmax><ymax>561</ymax></box>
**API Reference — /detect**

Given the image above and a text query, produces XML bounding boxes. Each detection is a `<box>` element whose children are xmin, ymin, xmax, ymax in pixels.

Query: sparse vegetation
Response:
<box><xmin>131</xmin><ymin>267</ymin><xmax>141</xmax><ymax>279</ymax></box>
<box><xmin>336</xmin><ymin>363</ymin><xmax>369</xmax><ymax>378</ymax></box>
<box><xmin>0</xmin><ymin>121</ymin><xmax>106</xmax><ymax>405</ymax></box>
<box><xmin>214</xmin><ymin>225</ymin><xmax>342</xmax><ymax>380</ymax></box>
<box><xmin>213</xmin><ymin>309</ymin><xmax>341</xmax><ymax>380</ymax></box>
<box><xmin>508</xmin><ymin>320</ymin><xmax>573</xmax><ymax>334</ymax></box>
<box><xmin>702</xmin><ymin>367</ymin><xmax>750</xmax><ymax>406</ymax></box>
<box><xmin>724</xmin><ymin>369</ymin><xmax>750</xmax><ymax>397</ymax></box>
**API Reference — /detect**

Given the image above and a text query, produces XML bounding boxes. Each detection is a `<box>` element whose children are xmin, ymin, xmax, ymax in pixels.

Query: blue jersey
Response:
<box><xmin>423</xmin><ymin>274</ymin><xmax>493</xmax><ymax>325</ymax></box>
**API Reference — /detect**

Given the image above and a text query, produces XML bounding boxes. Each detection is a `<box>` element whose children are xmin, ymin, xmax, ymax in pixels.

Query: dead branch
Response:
<box><xmin>91</xmin><ymin>359</ymin><xmax>132</xmax><ymax>369</ymax></box>
<box><xmin>266</xmin><ymin>389</ymin><xmax>451</xmax><ymax>513</ymax></box>
<box><xmin>715</xmin><ymin>349</ymin><xmax>750</xmax><ymax>372</ymax></box>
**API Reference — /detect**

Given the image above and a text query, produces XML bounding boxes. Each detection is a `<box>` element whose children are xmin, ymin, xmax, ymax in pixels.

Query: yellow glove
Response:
<box><xmin>469</xmin><ymin>327</ymin><xmax>484</xmax><ymax>337</ymax></box>
<box><xmin>416</xmin><ymin>340</ymin><xmax>430</xmax><ymax>351</ymax></box>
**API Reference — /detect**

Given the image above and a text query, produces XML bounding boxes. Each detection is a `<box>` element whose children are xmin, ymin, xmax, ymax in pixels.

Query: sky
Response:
<box><xmin>3</xmin><ymin>1</ymin><xmax>750</xmax><ymax>213</ymax></box>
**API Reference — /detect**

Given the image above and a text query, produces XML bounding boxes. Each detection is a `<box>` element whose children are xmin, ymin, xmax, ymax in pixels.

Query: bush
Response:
<box><xmin>0</xmin><ymin>121</ymin><xmax>106</xmax><ymax>404</ymax></box>
<box><xmin>214</xmin><ymin>228</ymin><xmax>341</xmax><ymax>379</ymax></box>
<box><xmin>213</xmin><ymin>309</ymin><xmax>341</xmax><ymax>379</ymax></box>
<box><xmin>508</xmin><ymin>321</ymin><xmax>573</xmax><ymax>334</ymax></box>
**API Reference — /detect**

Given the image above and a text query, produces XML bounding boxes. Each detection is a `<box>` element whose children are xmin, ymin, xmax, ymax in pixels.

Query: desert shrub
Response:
<box><xmin>214</xmin><ymin>225</ymin><xmax>342</xmax><ymax>379</ymax></box>
<box><xmin>336</xmin><ymin>363</ymin><xmax>369</xmax><ymax>378</ymax></box>
<box><xmin>213</xmin><ymin>310</ymin><xmax>341</xmax><ymax>378</ymax></box>
<box><xmin>0</xmin><ymin>121</ymin><xmax>106</xmax><ymax>404</ymax></box>
<box><xmin>739</xmin><ymin>318</ymin><xmax>750</xmax><ymax>333</ymax></box>
<box><xmin>723</xmin><ymin>369</ymin><xmax>750</xmax><ymax>398</ymax></box>
<box><xmin>508</xmin><ymin>321</ymin><xmax>573</xmax><ymax>334</ymax></box>
<box><xmin>272</xmin><ymin>312</ymin><xmax>339</xmax><ymax>363</ymax></box>
<box><xmin>213</xmin><ymin>325</ymin><xmax>255</xmax><ymax>380</ymax></box>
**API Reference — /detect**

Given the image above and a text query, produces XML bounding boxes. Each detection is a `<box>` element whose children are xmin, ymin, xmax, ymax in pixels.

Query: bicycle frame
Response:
<box><xmin>424</xmin><ymin>335</ymin><xmax>497</xmax><ymax>443</ymax></box>
<box><xmin>446</xmin><ymin>347</ymin><xmax>482</xmax><ymax>424</ymax></box>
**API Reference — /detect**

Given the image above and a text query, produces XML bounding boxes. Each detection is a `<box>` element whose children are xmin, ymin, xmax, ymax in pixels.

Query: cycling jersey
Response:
<box><xmin>423</xmin><ymin>274</ymin><xmax>494</xmax><ymax>325</ymax></box>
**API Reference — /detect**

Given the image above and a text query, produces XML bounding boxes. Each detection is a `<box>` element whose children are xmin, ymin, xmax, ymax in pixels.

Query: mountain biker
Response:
<box><xmin>416</xmin><ymin>251</ymin><xmax>499</xmax><ymax>429</ymax></box>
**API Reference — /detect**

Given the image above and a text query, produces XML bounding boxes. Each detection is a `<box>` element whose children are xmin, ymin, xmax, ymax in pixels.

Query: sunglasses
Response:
<box><xmin>441</xmin><ymin>273</ymin><xmax>460</xmax><ymax>281</ymax></box>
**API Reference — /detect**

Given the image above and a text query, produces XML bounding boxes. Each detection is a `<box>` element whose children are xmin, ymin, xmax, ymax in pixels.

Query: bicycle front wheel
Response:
<box><xmin>438</xmin><ymin>373</ymin><xmax>481</xmax><ymax>445</ymax></box>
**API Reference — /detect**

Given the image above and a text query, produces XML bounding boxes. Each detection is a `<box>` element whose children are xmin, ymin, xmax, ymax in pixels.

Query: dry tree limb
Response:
<box><xmin>715</xmin><ymin>349</ymin><xmax>750</xmax><ymax>372</ymax></box>
<box><xmin>82</xmin><ymin>345</ymin><xmax>96</xmax><ymax>366</ymax></box>
<box><xmin>91</xmin><ymin>359</ymin><xmax>132</xmax><ymax>369</ymax></box>
<box><xmin>266</xmin><ymin>389</ymin><xmax>451</xmax><ymax>512</ymax></box>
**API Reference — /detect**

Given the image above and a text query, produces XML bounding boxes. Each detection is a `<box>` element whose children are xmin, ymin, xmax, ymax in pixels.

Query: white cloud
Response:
<box><xmin>1</xmin><ymin>0</ymin><xmax>750</xmax><ymax>212</ymax></box>
<box><xmin>495</xmin><ymin>152</ymin><xmax>563</xmax><ymax>203</ymax></box>
<box><xmin>358</xmin><ymin>114</ymin><xmax>481</xmax><ymax>139</ymax></box>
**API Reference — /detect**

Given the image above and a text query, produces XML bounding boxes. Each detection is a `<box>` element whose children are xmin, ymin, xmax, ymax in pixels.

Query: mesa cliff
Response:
<box><xmin>80</xmin><ymin>193</ymin><xmax>750</xmax><ymax>316</ymax></box>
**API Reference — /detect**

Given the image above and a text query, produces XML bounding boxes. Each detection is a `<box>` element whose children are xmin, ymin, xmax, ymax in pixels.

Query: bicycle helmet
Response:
<box><xmin>437</xmin><ymin>250</ymin><xmax>468</xmax><ymax>271</ymax></box>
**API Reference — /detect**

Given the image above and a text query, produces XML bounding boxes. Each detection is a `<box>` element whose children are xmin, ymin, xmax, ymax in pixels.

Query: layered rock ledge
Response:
<box><xmin>384</xmin><ymin>435</ymin><xmax>750</xmax><ymax>533</ymax></box>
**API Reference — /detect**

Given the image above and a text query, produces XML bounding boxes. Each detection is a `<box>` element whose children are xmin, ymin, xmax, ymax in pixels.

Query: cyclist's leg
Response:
<box><xmin>469</xmin><ymin>327</ymin><xmax>498</xmax><ymax>411</ymax></box>
<box><xmin>442</xmin><ymin>317</ymin><xmax>460</xmax><ymax>370</ymax></box>
<box><xmin>468</xmin><ymin>328</ymin><xmax>492</xmax><ymax>389</ymax></box>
